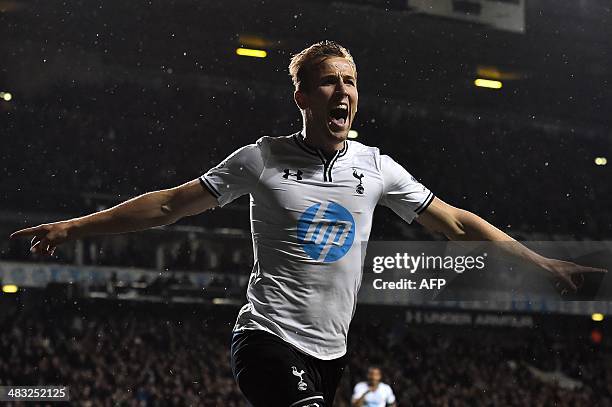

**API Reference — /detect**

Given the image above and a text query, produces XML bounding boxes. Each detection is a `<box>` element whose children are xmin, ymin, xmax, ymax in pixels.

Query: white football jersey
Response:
<box><xmin>200</xmin><ymin>132</ymin><xmax>433</xmax><ymax>359</ymax></box>
<box><xmin>352</xmin><ymin>382</ymin><xmax>396</xmax><ymax>406</ymax></box>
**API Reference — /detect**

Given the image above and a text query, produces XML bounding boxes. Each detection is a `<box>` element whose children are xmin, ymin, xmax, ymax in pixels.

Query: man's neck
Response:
<box><xmin>301</xmin><ymin>126</ymin><xmax>345</xmax><ymax>159</ymax></box>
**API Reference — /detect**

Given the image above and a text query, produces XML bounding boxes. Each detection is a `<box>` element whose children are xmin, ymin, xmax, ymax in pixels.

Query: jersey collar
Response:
<box><xmin>293</xmin><ymin>132</ymin><xmax>349</xmax><ymax>164</ymax></box>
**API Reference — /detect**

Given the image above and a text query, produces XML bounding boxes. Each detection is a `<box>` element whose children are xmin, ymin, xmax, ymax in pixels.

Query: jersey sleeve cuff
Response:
<box><xmin>199</xmin><ymin>175</ymin><xmax>221</xmax><ymax>199</ymax></box>
<box><xmin>415</xmin><ymin>192</ymin><xmax>434</xmax><ymax>215</ymax></box>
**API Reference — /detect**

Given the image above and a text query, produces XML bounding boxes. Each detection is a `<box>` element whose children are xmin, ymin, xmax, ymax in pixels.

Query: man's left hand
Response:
<box><xmin>541</xmin><ymin>258</ymin><xmax>607</xmax><ymax>294</ymax></box>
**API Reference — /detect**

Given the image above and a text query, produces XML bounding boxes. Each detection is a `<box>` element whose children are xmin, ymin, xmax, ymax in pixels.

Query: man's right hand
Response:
<box><xmin>10</xmin><ymin>221</ymin><xmax>75</xmax><ymax>256</ymax></box>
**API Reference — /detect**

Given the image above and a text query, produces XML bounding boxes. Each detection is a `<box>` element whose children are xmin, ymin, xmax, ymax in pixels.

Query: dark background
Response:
<box><xmin>2</xmin><ymin>0</ymin><xmax>611</xmax><ymax>240</ymax></box>
<box><xmin>0</xmin><ymin>0</ymin><xmax>611</xmax><ymax>405</ymax></box>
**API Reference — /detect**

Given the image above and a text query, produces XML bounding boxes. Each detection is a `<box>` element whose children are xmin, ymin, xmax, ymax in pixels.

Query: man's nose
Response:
<box><xmin>334</xmin><ymin>79</ymin><xmax>349</xmax><ymax>94</ymax></box>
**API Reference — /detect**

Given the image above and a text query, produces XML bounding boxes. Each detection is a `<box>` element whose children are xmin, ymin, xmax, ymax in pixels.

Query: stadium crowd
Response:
<box><xmin>4</xmin><ymin>84</ymin><xmax>611</xmax><ymax>241</ymax></box>
<box><xmin>2</xmin><ymin>84</ymin><xmax>610</xmax><ymax>275</ymax></box>
<box><xmin>1</xmin><ymin>229</ymin><xmax>253</xmax><ymax>274</ymax></box>
<box><xmin>0</xmin><ymin>300</ymin><xmax>609</xmax><ymax>406</ymax></box>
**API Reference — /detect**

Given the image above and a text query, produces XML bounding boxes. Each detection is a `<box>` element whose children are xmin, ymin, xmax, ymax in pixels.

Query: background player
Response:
<box><xmin>352</xmin><ymin>366</ymin><xmax>397</xmax><ymax>407</ymax></box>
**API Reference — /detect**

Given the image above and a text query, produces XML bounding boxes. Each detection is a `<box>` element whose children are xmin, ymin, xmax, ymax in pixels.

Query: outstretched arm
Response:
<box><xmin>9</xmin><ymin>179</ymin><xmax>218</xmax><ymax>256</ymax></box>
<box><xmin>416</xmin><ymin>197</ymin><xmax>607</xmax><ymax>291</ymax></box>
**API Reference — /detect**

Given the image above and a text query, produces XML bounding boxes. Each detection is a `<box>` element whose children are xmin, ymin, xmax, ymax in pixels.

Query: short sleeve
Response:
<box><xmin>200</xmin><ymin>138</ymin><xmax>266</xmax><ymax>207</ymax></box>
<box><xmin>351</xmin><ymin>383</ymin><xmax>367</xmax><ymax>401</ymax></box>
<box><xmin>378</xmin><ymin>154</ymin><xmax>434</xmax><ymax>223</ymax></box>
<box><xmin>386</xmin><ymin>384</ymin><xmax>396</xmax><ymax>403</ymax></box>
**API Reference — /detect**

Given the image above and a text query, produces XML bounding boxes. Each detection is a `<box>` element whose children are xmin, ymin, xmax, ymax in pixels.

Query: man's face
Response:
<box><xmin>297</xmin><ymin>56</ymin><xmax>358</xmax><ymax>143</ymax></box>
<box><xmin>367</xmin><ymin>367</ymin><xmax>382</xmax><ymax>386</ymax></box>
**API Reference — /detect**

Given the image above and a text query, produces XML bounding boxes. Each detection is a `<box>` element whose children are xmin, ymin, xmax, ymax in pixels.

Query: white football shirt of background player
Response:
<box><xmin>352</xmin><ymin>381</ymin><xmax>396</xmax><ymax>407</ymax></box>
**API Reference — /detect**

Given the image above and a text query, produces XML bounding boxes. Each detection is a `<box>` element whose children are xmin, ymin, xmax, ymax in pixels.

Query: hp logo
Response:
<box><xmin>297</xmin><ymin>202</ymin><xmax>355</xmax><ymax>262</ymax></box>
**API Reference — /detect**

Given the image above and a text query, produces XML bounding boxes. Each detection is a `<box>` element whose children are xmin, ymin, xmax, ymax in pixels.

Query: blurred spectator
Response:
<box><xmin>0</xmin><ymin>300</ymin><xmax>610</xmax><ymax>406</ymax></box>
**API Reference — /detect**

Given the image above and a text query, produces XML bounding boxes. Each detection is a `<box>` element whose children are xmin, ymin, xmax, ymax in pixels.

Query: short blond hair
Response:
<box><xmin>288</xmin><ymin>40</ymin><xmax>356</xmax><ymax>91</ymax></box>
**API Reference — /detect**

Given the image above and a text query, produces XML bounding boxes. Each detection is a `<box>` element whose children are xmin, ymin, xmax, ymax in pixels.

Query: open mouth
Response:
<box><xmin>328</xmin><ymin>103</ymin><xmax>349</xmax><ymax>130</ymax></box>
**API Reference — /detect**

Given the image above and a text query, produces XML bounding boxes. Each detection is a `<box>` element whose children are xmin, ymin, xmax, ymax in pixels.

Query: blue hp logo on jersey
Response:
<box><xmin>297</xmin><ymin>202</ymin><xmax>355</xmax><ymax>262</ymax></box>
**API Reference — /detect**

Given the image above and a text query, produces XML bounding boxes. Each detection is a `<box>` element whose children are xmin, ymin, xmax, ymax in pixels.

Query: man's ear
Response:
<box><xmin>294</xmin><ymin>89</ymin><xmax>309</xmax><ymax>110</ymax></box>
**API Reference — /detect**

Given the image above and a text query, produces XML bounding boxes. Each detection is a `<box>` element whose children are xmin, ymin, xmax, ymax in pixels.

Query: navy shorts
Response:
<box><xmin>231</xmin><ymin>330</ymin><xmax>346</xmax><ymax>407</ymax></box>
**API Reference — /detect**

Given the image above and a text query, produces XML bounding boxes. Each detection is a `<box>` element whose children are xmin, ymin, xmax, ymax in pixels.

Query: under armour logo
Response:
<box><xmin>352</xmin><ymin>169</ymin><xmax>365</xmax><ymax>194</ymax></box>
<box><xmin>291</xmin><ymin>366</ymin><xmax>307</xmax><ymax>391</ymax></box>
<box><xmin>283</xmin><ymin>169</ymin><xmax>303</xmax><ymax>180</ymax></box>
